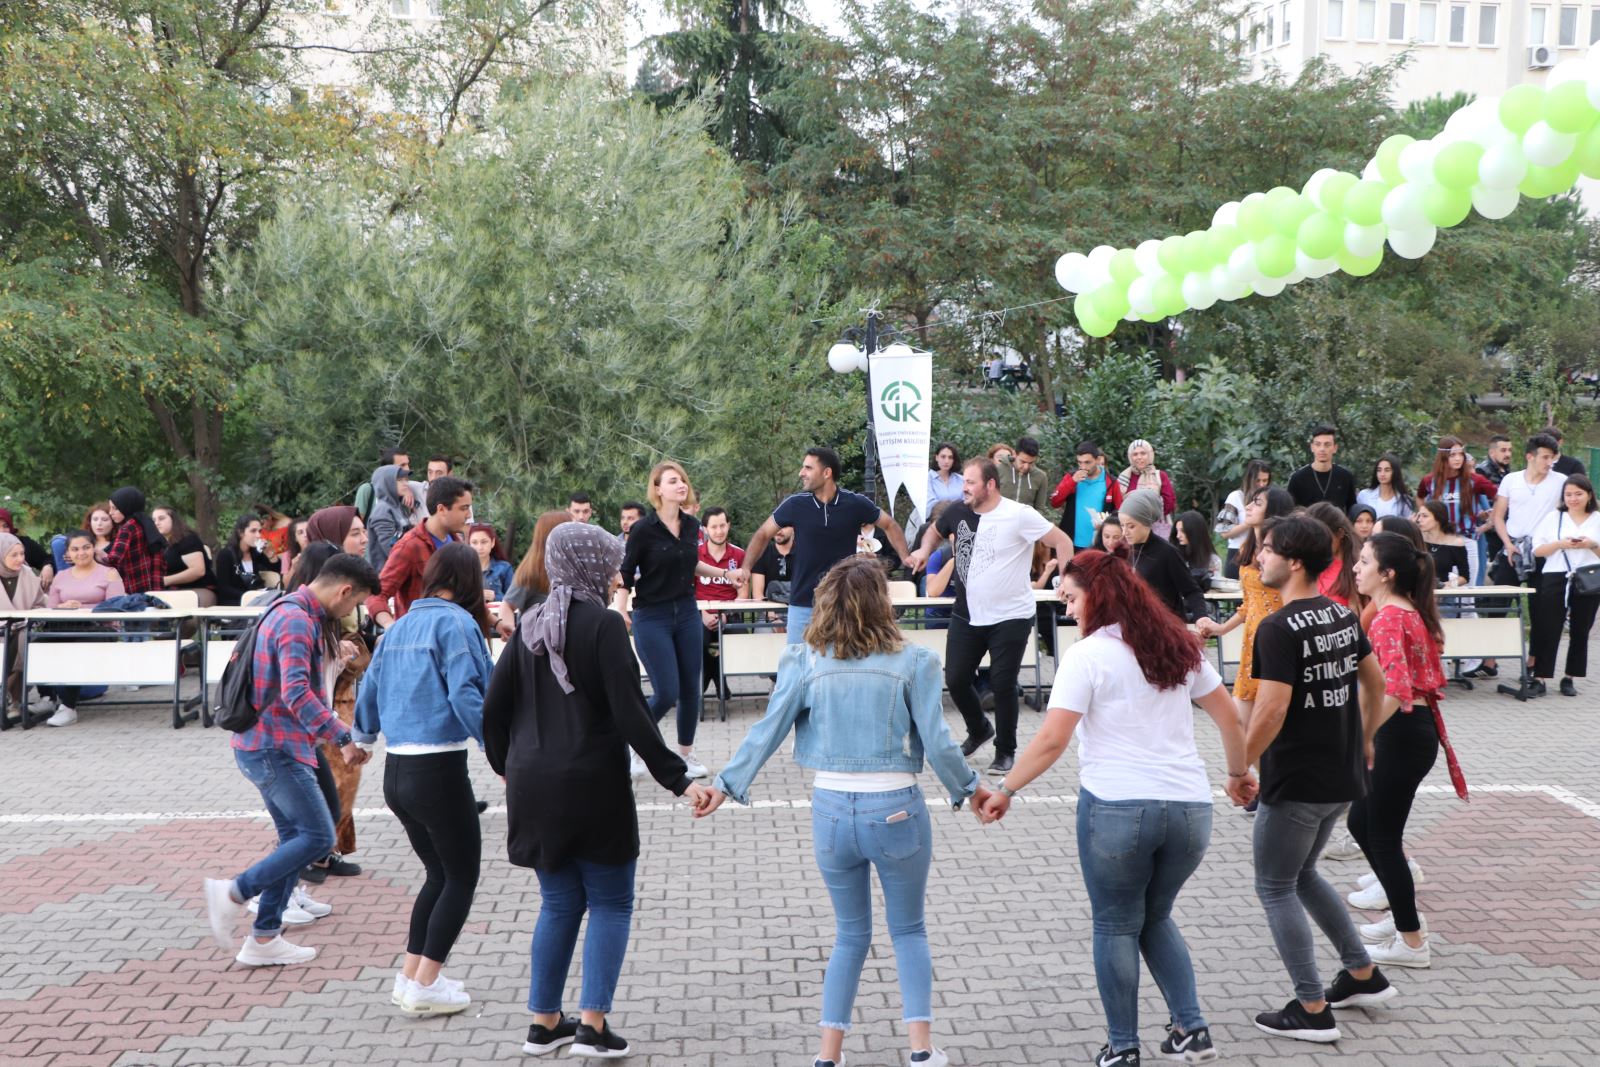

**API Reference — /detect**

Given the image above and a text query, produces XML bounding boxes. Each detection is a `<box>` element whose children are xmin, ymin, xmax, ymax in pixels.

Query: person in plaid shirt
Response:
<box><xmin>204</xmin><ymin>553</ymin><xmax>380</xmax><ymax>967</ymax></box>
<box><xmin>105</xmin><ymin>487</ymin><xmax>168</xmax><ymax>595</ymax></box>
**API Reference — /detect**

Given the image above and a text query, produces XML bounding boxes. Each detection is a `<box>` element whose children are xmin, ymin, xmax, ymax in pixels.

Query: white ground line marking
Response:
<box><xmin>3</xmin><ymin>783</ymin><xmax>1598</xmax><ymax>825</ymax></box>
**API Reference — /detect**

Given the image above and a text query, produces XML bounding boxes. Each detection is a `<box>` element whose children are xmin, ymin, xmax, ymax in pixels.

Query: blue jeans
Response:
<box><xmin>632</xmin><ymin>596</ymin><xmax>703</xmax><ymax>747</ymax></box>
<box><xmin>528</xmin><ymin>859</ymin><xmax>637</xmax><ymax>1014</ymax></box>
<box><xmin>232</xmin><ymin>748</ymin><xmax>336</xmax><ymax>937</ymax></box>
<box><xmin>1077</xmin><ymin>790</ymin><xmax>1212</xmax><ymax>1051</ymax></box>
<box><xmin>812</xmin><ymin>786</ymin><xmax>933</xmax><ymax>1031</ymax></box>
<box><xmin>1254</xmin><ymin>799</ymin><xmax>1372</xmax><ymax>1003</ymax></box>
<box><xmin>786</xmin><ymin>604</ymin><xmax>813</xmax><ymax>645</ymax></box>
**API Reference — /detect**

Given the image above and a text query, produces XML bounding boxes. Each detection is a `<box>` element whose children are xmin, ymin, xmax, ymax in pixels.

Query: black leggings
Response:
<box><xmin>384</xmin><ymin>750</ymin><xmax>482</xmax><ymax>962</ymax></box>
<box><xmin>1346</xmin><ymin>709</ymin><xmax>1438</xmax><ymax>933</ymax></box>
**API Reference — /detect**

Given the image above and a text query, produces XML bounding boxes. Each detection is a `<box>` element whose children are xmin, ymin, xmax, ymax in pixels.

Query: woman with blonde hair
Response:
<box><xmin>704</xmin><ymin>555</ymin><xmax>986</xmax><ymax>1067</ymax></box>
<box><xmin>618</xmin><ymin>461</ymin><xmax>742</xmax><ymax>780</ymax></box>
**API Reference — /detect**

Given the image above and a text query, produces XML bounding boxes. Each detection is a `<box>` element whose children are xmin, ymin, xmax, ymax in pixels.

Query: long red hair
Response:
<box><xmin>1065</xmin><ymin>549</ymin><xmax>1203</xmax><ymax>690</ymax></box>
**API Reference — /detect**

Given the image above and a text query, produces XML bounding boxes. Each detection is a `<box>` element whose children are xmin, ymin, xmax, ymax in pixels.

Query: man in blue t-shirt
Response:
<box><xmin>734</xmin><ymin>446</ymin><xmax>915</xmax><ymax>642</ymax></box>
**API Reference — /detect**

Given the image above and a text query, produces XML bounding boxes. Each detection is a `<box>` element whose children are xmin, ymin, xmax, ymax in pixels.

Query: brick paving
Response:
<box><xmin>1</xmin><ymin>645</ymin><xmax>1598</xmax><ymax>1067</ymax></box>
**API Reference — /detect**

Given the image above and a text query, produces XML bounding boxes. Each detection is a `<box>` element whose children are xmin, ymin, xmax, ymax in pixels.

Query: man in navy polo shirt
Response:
<box><xmin>734</xmin><ymin>446</ymin><xmax>915</xmax><ymax>642</ymax></box>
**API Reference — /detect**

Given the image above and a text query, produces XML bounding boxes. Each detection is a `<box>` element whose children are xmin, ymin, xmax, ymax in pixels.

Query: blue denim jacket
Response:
<box><xmin>353</xmin><ymin>599</ymin><xmax>492</xmax><ymax>748</ymax></box>
<box><xmin>713</xmin><ymin>643</ymin><xmax>980</xmax><ymax>807</ymax></box>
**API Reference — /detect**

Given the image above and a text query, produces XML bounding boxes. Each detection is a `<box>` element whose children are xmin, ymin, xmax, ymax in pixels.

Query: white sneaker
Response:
<box><xmin>1360</xmin><ymin>913</ymin><xmax>1427</xmax><ymax>944</ymax></box>
<box><xmin>1356</xmin><ymin>858</ymin><xmax>1423</xmax><ymax>889</ymax></box>
<box><xmin>1347</xmin><ymin>881</ymin><xmax>1389</xmax><ymax>910</ymax></box>
<box><xmin>235</xmin><ymin>934</ymin><xmax>317</xmax><ymax>966</ymax></box>
<box><xmin>391</xmin><ymin>972</ymin><xmax>463</xmax><ymax>1005</ymax></box>
<box><xmin>28</xmin><ymin>694</ymin><xmax>57</xmax><ymax>713</ymax></box>
<box><xmin>1367</xmin><ymin>934</ymin><xmax>1431</xmax><ymax>968</ymax></box>
<box><xmin>1322</xmin><ymin>831</ymin><xmax>1363</xmax><ymax>860</ymax></box>
<box><xmin>681</xmin><ymin>751</ymin><xmax>709</xmax><ymax>779</ymax></box>
<box><xmin>401</xmin><ymin>975</ymin><xmax>471</xmax><ymax>1016</ymax></box>
<box><xmin>203</xmin><ymin>878</ymin><xmax>247</xmax><ymax>951</ymax></box>
<box><xmin>909</xmin><ymin>1050</ymin><xmax>948</xmax><ymax>1067</ymax></box>
<box><xmin>629</xmin><ymin>750</ymin><xmax>647</xmax><ymax>778</ymax></box>
<box><xmin>45</xmin><ymin>705</ymin><xmax>78</xmax><ymax>727</ymax></box>
<box><xmin>247</xmin><ymin>896</ymin><xmax>316</xmax><ymax>925</ymax></box>
<box><xmin>291</xmin><ymin>886</ymin><xmax>332</xmax><ymax>917</ymax></box>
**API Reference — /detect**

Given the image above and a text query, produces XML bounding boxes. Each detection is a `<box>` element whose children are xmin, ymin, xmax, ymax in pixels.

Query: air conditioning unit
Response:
<box><xmin>1529</xmin><ymin>44</ymin><xmax>1557</xmax><ymax>68</ymax></box>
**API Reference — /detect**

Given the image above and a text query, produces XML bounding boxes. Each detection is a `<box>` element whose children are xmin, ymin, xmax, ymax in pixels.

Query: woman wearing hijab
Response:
<box><xmin>1118</xmin><ymin>489</ymin><xmax>1206</xmax><ymax>622</ymax></box>
<box><xmin>1119</xmin><ymin>440</ymin><xmax>1178</xmax><ymax>541</ymax></box>
<box><xmin>482</xmin><ymin>523</ymin><xmax>712</xmax><ymax>1059</ymax></box>
<box><xmin>105</xmin><ymin>487</ymin><xmax>168</xmax><ymax>595</ymax></box>
<box><xmin>365</xmin><ymin>464</ymin><xmax>414</xmax><ymax>573</ymax></box>
<box><xmin>1</xmin><ymin>532</ymin><xmax>48</xmax><ymax>719</ymax></box>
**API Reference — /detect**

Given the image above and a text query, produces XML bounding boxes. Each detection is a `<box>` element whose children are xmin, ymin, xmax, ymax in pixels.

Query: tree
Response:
<box><xmin>225</xmin><ymin>81</ymin><xmax>861</xmax><ymax>543</ymax></box>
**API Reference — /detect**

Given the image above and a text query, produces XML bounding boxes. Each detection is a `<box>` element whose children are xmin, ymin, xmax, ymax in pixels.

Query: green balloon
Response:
<box><xmin>1270</xmin><ymin>193</ymin><xmax>1316</xmax><ymax>239</ymax></box>
<box><xmin>1432</xmin><ymin>141</ymin><xmax>1484</xmax><ymax>190</ymax></box>
<box><xmin>1237</xmin><ymin>199</ymin><xmax>1273</xmax><ymax>241</ymax></box>
<box><xmin>1255</xmin><ymin>234</ymin><xmax>1297</xmax><ymax>278</ymax></box>
<box><xmin>1206</xmin><ymin>224</ymin><xmax>1243</xmax><ymax>264</ymax></box>
<box><xmin>1575</xmin><ymin>124</ymin><xmax>1600</xmax><ymax>179</ymax></box>
<box><xmin>1093</xmin><ymin>282</ymin><xmax>1131</xmax><ymax>322</ymax></box>
<box><xmin>1500</xmin><ymin>84</ymin><xmax>1547</xmax><ymax>135</ymax></box>
<box><xmin>1157</xmin><ymin>235</ymin><xmax>1187</xmax><ymax>274</ymax></box>
<box><xmin>1079</xmin><ymin>309</ymin><xmax>1115</xmax><ymax>338</ymax></box>
<box><xmin>1074</xmin><ymin>292</ymin><xmax>1098</xmax><ymax>328</ymax></box>
<box><xmin>1519</xmin><ymin>157</ymin><xmax>1582</xmax><ymax>198</ymax></box>
<box><xmin>1423</xmin><ymin>184</ymin><xmax>1472</xmax><ymax>228</ymax></box>
<box><xmin>1296</xmin><ymin>211</ymin><xmax>1344</xmax><ymax>260</ymax></box>
<box><xmin>1182</xmin><ymin>230</ymin><xmax>1212</xmax><ymax>272</ymax></box>
<box><xmin>1343</xmin><ymin>179</ymin><xmax>1390</xmax><ymax>226</ymax></box>
<box><xmin>1320</xmin><ymin>171</ymin><xmax>1359</xmax><ymax>214</ymax></box>
<box><xmin>1109</xmin><ymin>249</ymin><xmax>1140</xmax><ymax>286</ymax></box>
<box><xmin>1152</xmin><ymin>274</ymin><xmax>1185</xmax><ymax>316</ymax></box>
<box><xmin>1337</xmin><ymin>247</ymin><xmax>1383</xmax><ymax>277</ymax></box>
<box><xmin>1544</xmin><ymin>80</ymin><xmax>1599</xmax><ymax>135</ymax></box>
<box><xmin>1375</xmin><ymin>134</ymin><xmax>1414</xmax><ymax>184</ymax></box>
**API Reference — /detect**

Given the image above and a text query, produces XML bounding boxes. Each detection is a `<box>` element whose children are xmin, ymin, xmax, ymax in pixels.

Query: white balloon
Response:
<box><xmin>1472</xmin><ymin>184</ymin><xmax>1520</xmax><ymax>219</ymax></box>
<box><xmin>1344</xmin><ymin>221</ymin><xmax>1387</xmax><ymax>257</ymax></box>
<box><xmin>1386</xmin><ymin>225</ymin><xmax>1438</xmax><ymax>259</ymax></box>
<box><xmin>1302</xmin><ymin>168</ymin><xmax>1335</xmax><ymax>203</ymax></box>
<box><xmin>1211</xmin><ymin>263</ymin><xmax>1247</xmax><ymax>301</ymax></box>
<box><xmin>1212</xmin><ymin>201</ymin><xmax>1240</xmax><ymax>228</ymax></box>
<box><xmin>1227</xmin><ymin>243</ymin><xmax>1258</xmax><ymax>287</ymax></box>
<box><xmin>1128</xmin><ymin>275</ymin><xmax>1158</xmax><ymax>317</ymax></box>
<box><xmin>1055</xmin><ymin>252</ymin><xmax>1090</xmax><ymax>293</ymax></box>
<box><xmin>1362</xmin><ymin>159</ymin><xmax>1383</xmax><ymax>181</ymax></box>
<box><xmin>1242</xmin><ymin>190</ymin><xmax>1267</xmax><ymax>205</ymax></box>
<box><xmin>1398</xmin><ymin>140</ymin><xmax>1439</xmax><ymax>184</ymax></box>
<box><xmin>1134</xmin><ymin>239</ymin><xmax>1164</xmax><ymax>276</ymax></box>
<box><xmin>1254</xmin><ymin>275</ymin><xmax>1287</xmax><ymax>296</ymax></box>
<box><xmin>1283</xmin><ymin>267</ymin><xmax>1308</xmax><ymax>285</ymax></box>
<box><xmin>1550</xmin><ymin>57</ymin><xmax>1586</xmax><ymax>85</ymax></box>
<box><xmin>1182</xmin><ymin>272</ymin><xmax>1218</xmax><ymax>310</ymax></box>
<box><xmin>1479</xmin><ymin>140</ymin><xmax>1529</xmax><ymax>189</ymax></box>
<box><xmin>1084</xmin><ymin>244</ymin><xmax>1117</xmax><ymax>290</ymax></box>
<box><xmin>1587</xmin><ymin>76</ymin><xmax>1600</xmax><ymax>112</ymax></box>
<box><xmin>1381</xmin><ymin>184</ymin><xmax>1430</xmax><ymax>231</ymax></box>
<box><xmin>1523</xmin><ymin>121</ymin><xmax>1577</xmax><ymax>167</ymax></box>
<box><xmin>1296</xmin><ymin>250</ymin><xmax>1340</xmax><ymax>277</ymax></box>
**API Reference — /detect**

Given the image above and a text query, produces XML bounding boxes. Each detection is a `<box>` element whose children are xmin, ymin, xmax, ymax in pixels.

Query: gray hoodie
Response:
<box><xmin>366</xmin><ymin>464</ymin><xmax>412</xmax><ymax>573</ymax></box>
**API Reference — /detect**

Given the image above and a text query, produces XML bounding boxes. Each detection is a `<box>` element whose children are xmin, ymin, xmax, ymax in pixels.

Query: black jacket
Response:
<box><xmin>482</xmin><ymin>600</ymin><xmax>690</xmax><ymax>870</ymax></box>
<box><xmin>1131</xmin><ymin>534</ymin><xmax>1208</xmax><ymax>622</ymax></box>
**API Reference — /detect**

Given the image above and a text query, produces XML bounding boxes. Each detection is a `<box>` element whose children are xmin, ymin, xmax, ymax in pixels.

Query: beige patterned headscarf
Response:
<box><xmin>518</xmin><ymin>522</ymin><xmax>624</xmax><ymax>693</ymax></box>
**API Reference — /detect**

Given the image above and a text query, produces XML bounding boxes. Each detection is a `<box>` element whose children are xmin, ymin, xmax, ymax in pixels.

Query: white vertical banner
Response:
<box><xmin>868</xmin><ymin>346</ymin><xmax>933</xmax><ymax>517</ymax></box>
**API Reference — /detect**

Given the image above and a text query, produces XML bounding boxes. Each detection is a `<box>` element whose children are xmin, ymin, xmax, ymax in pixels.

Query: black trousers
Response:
<box><xmin>1347</xmin><ymin>709</ymin><xmax>1437</xmax><ymax>933</ymax></box>
<box><xmin>945</xmin><ymin>615</ymin><xmax>1032</xmax><ymax>757</ymax></box>
<box><xmin>313</xmin><ymin>749</ymin><xmax>342</xmax><ymax>839</ymax></box>
<box><xmin>1530</xmin><ymin>572</ymin><xmax>1600</xmax><ymax>679</ymax></box>
<box><xmin>384</xmin><ymin>750</ymin><xmax>482</xmax><ymax>962</ymax></box>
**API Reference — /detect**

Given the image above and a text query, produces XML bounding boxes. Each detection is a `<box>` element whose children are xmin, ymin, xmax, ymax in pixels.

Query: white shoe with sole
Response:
<box><xmin>203</xmin><ymin>878</ymin><xmax>247</xmax><ymax>951</ymax></box>
<box><xmin>1322</xmin><ymin>831</ymin><xmax>1363</xmax><ymax>860</ymax></box>
<box><xmin>1347</xmin><ymin>881</ymin><xmax>1389</xmax><ymax>910</ymax></box>
<box><xmin>291</xmin><ymin>886</ymin><xmax>331</xmax><ymax>917</ymax></box>
<box><xmin>1367</xmin><ymin>934</ymin><xmax>1431</xmax><ymax>968</ymax></box>
<box><xmin>392</xmin><ymin>972</ymin><xmax>464</xmax><ymax>1005</ymax></box>
<box><xmin>28</xmin><ymin>695</ymin><xmax>57</xmax><ymax>714</ymax></box>
<box><xmin>45</xmin><ymin>705</ymin><xmax>78</xmax><ymax>727</ymax></box>
<box><xmin>236</xmin><ymin>934</ymin><xmax>317</xmax><ymax>966</ymax></box>
<box><xmin>401</xmin><ymin>976</ymin><xmax>471</xmax><ymax>1016</ymax></box>
<box><xmin>680</xmin><ymin>751</ymin><xmax>709</xmax><ymax>779</ymax></box>
<box><xmin>1360</xmin><ymin>913</ymin><xmax>1427</xmax><ymax>943</ymax></box>
<box><xmin>247</xmin><ymin>897</ymin><xmax>316</xmax><ymax>925</ymax></box>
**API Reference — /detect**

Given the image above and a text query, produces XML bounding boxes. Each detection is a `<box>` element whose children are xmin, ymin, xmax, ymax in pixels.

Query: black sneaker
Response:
<box><xmin>298</xmin><ymin>863</ymin><xmax>328</xmax><ymax>885</ymax></box>
<box><xmin>986</xmin><ymin>754</ymin><xmax>1015</xmax><ymax>776</ymax></box>
<box><xmin>1325</xmin><ymin>966</ymin><xmax>1398</xmax><ymax>1009</ymax></box>
<box><xmin>1526</xmin><ymin>679</ymin><xmax>1548</xmax><ymax>698</ymax></box>
<box><xmin>323</xmin><ymin>854</ymin><xmax>362</xmax><ymax>877</ymax></box>
<box><xmin>1095</xmin><ymin>1045</ymin><xmax>1140</xmax><ymax>1066</ymax></box>
<box><xmin>960</xmin><ymin>720</ymin><xmax>995</xmax><ymax>757</ymax></box>
<box><xmin>570</xmin><ymin>1022</ymin><xmax>630</xmax><ymax>1058</ymax></box>
<box><xmin>1253</xmin><ymin>998</ymin><xmax>1339</xmax><ymax>1043</ymax></box>
<box><xmin>1561</xmin><ymin>677</ymin><xmax>1578</xmax><ymax>697</ymax></box>
<box><xmin>1158</xmin><ymin>1023</ymin><xmax>1217</xmax><ymax>1062</ymax></box>
<box><xmin>1462</xmin><ymin>663</ymin><xmax>1498</xmax><ymax>678</ymax></box>
<box><xmin>522</xmin><ymin>1015</ymin><xmax>579</xmax><ymax>1055</ymax></box>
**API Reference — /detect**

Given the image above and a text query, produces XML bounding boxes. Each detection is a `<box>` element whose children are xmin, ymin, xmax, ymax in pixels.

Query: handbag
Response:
<box><xmin>1557</xmin><ymin>513</ymin><xmax>1600</xmax><ymax>596</ymax></box>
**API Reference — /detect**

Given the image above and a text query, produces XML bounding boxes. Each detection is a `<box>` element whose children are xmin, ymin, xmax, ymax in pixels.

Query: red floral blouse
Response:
<box><xmin>1367</xmin><ymin>604</ymin><xmax>1468</xmax><ymax>800</ymax></box>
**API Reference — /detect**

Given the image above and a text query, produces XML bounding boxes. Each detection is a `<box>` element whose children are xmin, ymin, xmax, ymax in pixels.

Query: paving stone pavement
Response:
<box><xmin>1</xmin><ymin>641</ymin><xmax>1598</xmax><ymax>1067</ymax></box>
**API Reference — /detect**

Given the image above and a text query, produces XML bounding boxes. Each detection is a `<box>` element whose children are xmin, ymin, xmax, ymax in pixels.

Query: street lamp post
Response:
<box><xmin>828</xmin><ymin>309</ymin><xmax>899</xmax><ymax>505</ymax></box>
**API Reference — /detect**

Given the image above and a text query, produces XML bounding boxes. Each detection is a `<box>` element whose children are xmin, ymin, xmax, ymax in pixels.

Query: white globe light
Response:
<box><xmin>828</xmin><ymin>342</ymin><xmax>862</xmax><ymax>374</ymax></box>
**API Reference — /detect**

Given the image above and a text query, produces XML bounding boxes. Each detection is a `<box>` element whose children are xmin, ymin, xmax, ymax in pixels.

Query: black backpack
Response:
<box><xmin>213</xmin><ymin>598</ymin><xmax>295</xmax><ymax>732</ymax></box>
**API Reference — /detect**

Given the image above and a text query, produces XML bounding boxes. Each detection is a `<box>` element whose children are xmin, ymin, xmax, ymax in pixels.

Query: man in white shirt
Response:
<box><xmin>1491</xmin><ymin>432</ymin><xmax>1567</xmax><ymax>696</ymax></box>
<box><xmin>908</xmin><ymin>458</ymin><xmax>1074</xmax><ymax>775</ymax></box>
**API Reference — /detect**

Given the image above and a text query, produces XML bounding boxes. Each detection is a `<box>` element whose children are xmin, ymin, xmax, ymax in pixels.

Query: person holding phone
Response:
<box><xmin>1529</xmin><ymin>475</ymin><xmax>1600</xmax><ymax>696</ymax></box>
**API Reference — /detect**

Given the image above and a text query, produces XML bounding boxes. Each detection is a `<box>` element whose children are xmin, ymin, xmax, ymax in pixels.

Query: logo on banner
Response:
<box><xmin>879</xmin><ymin>380</ymin><xmax>923</xmax><ymax>422</ymax></box>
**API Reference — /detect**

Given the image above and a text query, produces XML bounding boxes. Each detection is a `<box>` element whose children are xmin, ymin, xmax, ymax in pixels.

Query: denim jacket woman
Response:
<box><xmin>713</xmin><ymin>642</ymin><xmax>979</xmax><ymax>806</ymax></box>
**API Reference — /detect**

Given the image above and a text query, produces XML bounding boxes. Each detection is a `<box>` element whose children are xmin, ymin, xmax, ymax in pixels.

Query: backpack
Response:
<box><xmin>213</xmin><ymin>598</ymin><xmax>296</xmax><ymax>732</ymax></box>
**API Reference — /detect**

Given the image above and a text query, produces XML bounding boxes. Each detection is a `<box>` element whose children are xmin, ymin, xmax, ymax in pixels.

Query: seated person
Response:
<box><xmin>154</xmin><ymin>506</ymin><xmax>217</xmax><ymax>607</ymax></box>
<box><xmin>213</xmin><ymin>514</ymin><xmax>281</xmax><ymax>607</ymax></box>
<box><xmin>36</xmin><ymin>531</ymin><xmax>127</xmax><ymax>726</ymax></box>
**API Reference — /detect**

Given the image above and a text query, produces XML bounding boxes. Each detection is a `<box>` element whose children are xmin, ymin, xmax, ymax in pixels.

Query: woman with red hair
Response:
<box><xmin>979</xmin><ymin>550</ymin><xmax>1256</xmax><ymax>1067</ymax></box>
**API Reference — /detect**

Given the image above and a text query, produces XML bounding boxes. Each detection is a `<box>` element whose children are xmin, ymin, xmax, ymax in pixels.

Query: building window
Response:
<box><xmin>1327</xmin><ymin>0</ymin><xmax>1346</xmax><ymax>35</ymax></box>
<box><xmin>1479</xmin><ymin>2</ymin><xmax>1498</xmax><ymax>43</ymax></box>
<box><xmin>1530</xmin><ymin>6</ymin><xmax>1548</xmax><ymax>42</ymax></box>
<box><xmin>1266</xmin><ymin>8</ymin><xmax>1275</xmax><ymax>44</ymax></box>
<box><xmin>389</xmin><ymin>0</ymin><xmax>409</xmax><ymax>13</ymax></box>
<box><xmin>1561</xmin><ymin>5</ymin><xmax>1579</xmax><ymax>43</ymax></box>
<box><xmin>1388</xmin><ymin>1</ymin><xmax>1407</xmax><ymax>38</ymax></box>
<box><xmin>1591</xmin><ymin>7</ymin><xmax>1600</xmax><ymax>42</ymax></box>
<box><xmin>1282</xmin><ymin>1</ymin><xmax>1293</xmax><ymax>40</ymax></box>
<box><xmin>1417</xmin><ymin>1</ymin><xmax>1438</xmax><ymax>39</ymax></box>
<box><xmin>1357</xmin><ymin>0</ymin><xmax>1379</xmax><ymax>36</ymax></box>
<box><xmin>1449</xmin><ymin>2</ymin><xmax>1467</xmax><ymax>39</ymax></box>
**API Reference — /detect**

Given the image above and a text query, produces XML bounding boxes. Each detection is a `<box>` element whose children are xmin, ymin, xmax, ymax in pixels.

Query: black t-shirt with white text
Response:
<box><xmin>1250</xmin><ymin>595</ymin><xmax>1372</xmax><ymax>805</ymax></box>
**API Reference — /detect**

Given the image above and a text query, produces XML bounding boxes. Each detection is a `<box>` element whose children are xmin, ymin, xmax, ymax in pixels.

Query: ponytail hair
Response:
<box><xmin>1367</xmin><ymin>532</ymin><xmax>1444</xmax><ymax>647</ymax></box>
<box><xmin>1062</xmin><ymin>549</ymin><xmax>1203</xmax><ymax>690</ymax></box>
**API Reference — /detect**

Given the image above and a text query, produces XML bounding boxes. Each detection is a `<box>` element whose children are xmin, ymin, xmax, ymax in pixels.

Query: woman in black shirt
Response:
<box><xmin>617</xmin><ymin>462</ymin><xmax>737</xmax><ymax>780</ymax></box>
<box><xmin>153</xmin><ymin>506</ymin><xmax>217</xmax><ymax>606</ymax></box>
<box><xmin>1119</xmin><ymin>490</ymin><xmax>1207</xmax><ymax>621</ymax></box>
<box><xmin>1417</xmin><ymin>501</ymin><xmax>1470</xmax><ymax>587</ymax></box>
<box><xmin>483</xmin><ymin>522</ymin><xmax>710</xmax><ymax>1059</ymax></box>
<box><xmin>212</xmin><ymin>513</ymin><xmax>280</xmax><ymax>606</ymax></box>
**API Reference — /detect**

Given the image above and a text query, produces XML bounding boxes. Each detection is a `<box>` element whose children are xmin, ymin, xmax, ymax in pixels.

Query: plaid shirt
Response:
<box><xmin>105</xmin><ymin>520</ymin><xmax>167</xmax><ymax>595</ymax></box>
<box><xmin>231</xmin><ymin>587</ymin><xmax>345</xmax><ymax>766</ymax></box>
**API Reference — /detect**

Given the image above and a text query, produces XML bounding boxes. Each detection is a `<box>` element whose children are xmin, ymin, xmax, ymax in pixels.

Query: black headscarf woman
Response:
<box><xmin>109</xmin><ymin>487</ymin><xmax>168</xmax><ymax>554</ymax></box>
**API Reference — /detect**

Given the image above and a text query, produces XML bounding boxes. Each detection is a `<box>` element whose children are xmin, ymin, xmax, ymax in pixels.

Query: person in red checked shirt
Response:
<box><xmin>696</xmin><ymin>507</ymin><xmax>747</xmax><ymax>702</ymax></box>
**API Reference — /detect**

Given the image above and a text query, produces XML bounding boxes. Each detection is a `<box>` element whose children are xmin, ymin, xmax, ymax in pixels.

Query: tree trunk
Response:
<box><xmin>146</xmin><ymin>394</ymin><xmax>225</xmax><ymax>541</ymax></box>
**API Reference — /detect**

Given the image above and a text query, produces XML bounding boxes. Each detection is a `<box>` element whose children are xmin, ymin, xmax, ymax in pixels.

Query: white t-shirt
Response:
<box><xmin>1047</xmin><ymin>624</ymin><xmax>1223</xmax><ymax>803</ymax></box>
<box><xmin>1501</xmin><ymin>470</ymin><xmax>1568</xmax><ymax>541</ymax></box>
<box><xmin>1222</xmin><ymin>490</ymin><xmax>1249</xmax><ymax>550</ymax></box>
<box><xmin>1356</xmin><ymin>486</ymin><xmax>1412</xmax><ymax>519</ymax></box>
<box><xmin>934</xmin><ymin>496</ymin><xmax>1054</xmax><ymax>625</ymax></box>
<box><xmin>1533</xmin><ymin>508</ymin><xmax>1600</xmax><ymax>574</ymax></box>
